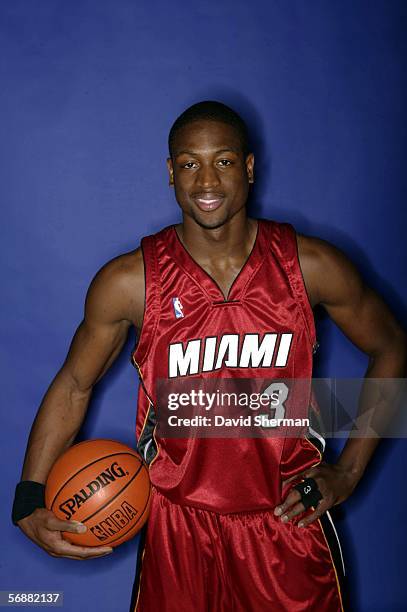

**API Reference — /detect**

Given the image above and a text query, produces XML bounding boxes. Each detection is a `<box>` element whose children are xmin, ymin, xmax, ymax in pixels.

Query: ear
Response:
<box><xmin>246</xmin><ymin>153</ymin><xmax>254</xmax><ymax>184</ymax></box>
<box><xmin>166</xmin><ymin>158</ymin><xmax>174</xmax><ymax>186</ymax></box>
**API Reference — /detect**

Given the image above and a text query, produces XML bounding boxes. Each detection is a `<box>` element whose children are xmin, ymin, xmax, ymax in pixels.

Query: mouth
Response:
<box><xmin>192</xmin><ymin>193</ymin><xmax>225</xmax><ymax>212</ymax></box>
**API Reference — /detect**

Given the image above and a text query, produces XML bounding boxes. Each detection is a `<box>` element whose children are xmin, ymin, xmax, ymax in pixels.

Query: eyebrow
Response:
<box><xmin>174</xmin><ymin>147</ymin><xmax>240</xmax><ymax>157</ymax></box>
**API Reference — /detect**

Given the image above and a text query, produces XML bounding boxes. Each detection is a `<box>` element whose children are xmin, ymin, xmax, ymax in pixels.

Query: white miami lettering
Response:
<box><xmin>168</xmin><ymin>332</ymin><xmax>293</xmax><ymax>378</ymax></box>
<box><xmin>168</xmin><ymin>339</ymin><xmax>201</xmax><ymax>378</ymax></box>
<box><xmin>214</xmin><ymin>334</ymin><xmax>239</xmax><ymax>369</ymax></box>
<box><xmin>239</xmin><ymin>333</ymin><xmax>277</xmax><ymax>367</ymax></box>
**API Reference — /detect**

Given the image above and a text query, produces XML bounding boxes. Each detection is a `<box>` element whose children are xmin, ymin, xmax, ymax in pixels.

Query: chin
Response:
<box><xmin>191</xmin><ymin>211</ymin><xmax>229</xmax><ymax>230</ymax></box>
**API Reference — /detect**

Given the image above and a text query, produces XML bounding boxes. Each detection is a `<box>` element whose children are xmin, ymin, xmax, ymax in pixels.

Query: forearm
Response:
<box><xmin>337</xmin><ymin>339</ymin><xmax>407</xmax><ymax>482</ymax></box>
<box><xmin>21</xmin><ymin>370</ymin><xmax>92</xmax><ymax>483</ymax></box>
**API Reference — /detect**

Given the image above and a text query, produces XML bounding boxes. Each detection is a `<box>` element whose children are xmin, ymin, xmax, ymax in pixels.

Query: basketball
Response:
<box><xmin>45</xmin><ymin>439</ymin><xmax>151</xmax><ymax>548</ymax></box>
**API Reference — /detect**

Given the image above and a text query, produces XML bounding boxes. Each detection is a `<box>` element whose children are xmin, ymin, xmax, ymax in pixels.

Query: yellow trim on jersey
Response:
<box><xmin>133</xmin><ymin>546</ymin><xmax>147</xmax><ymax>612</ymax></box>
<box><xmin>303</xmin><ymin>433</ymin><xmax>323</xmax><ymax>467</ymax></box>
<box><xmin>317</xmin><ymin>517</ymin><xmax>344</xmax><ymax>612</ymax></box>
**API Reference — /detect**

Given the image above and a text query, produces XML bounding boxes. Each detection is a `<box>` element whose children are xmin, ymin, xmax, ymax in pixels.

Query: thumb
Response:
<box><xmin>46</xmin><ymin>515</ymin><xmax>87</xmax><ymax>534</ymax></box>
<box><xmin>281</xmin><ymin>470</ymin><xmax>308</xmax><ymax>489</ymax></box>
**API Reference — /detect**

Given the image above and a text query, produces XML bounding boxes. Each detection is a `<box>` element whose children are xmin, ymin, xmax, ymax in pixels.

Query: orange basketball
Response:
<box><xmin>45</xmin><ymin>439</ymin><xmax>151</xmax><ymax>548</ymax></box>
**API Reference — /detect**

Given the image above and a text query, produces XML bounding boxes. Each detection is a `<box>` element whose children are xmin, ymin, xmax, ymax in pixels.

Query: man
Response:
<box><xmin>13</xmin><ymin>101</ymin><xmax>406</xmax><ymax>611</ymax></box>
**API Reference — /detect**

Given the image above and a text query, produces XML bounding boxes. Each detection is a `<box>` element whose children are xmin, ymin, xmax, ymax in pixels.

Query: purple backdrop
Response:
<box><xmin>1</xmin><ymin>1</ymin><xmax>406</xmax><ymax>610</ymax></box>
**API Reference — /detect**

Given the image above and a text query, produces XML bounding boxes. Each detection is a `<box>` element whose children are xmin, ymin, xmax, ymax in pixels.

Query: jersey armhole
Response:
<box><xmin>131</xmin><ymin>234</ymin><xmax>161</xmax><ymax>367</ymax></box>
<box><xmin>279</xmin><ymin>222</ymin><xmax>317</xmax><ymax>351</ymax></box>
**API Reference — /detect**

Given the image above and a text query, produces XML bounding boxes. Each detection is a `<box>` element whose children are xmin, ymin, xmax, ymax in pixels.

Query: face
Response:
<box><xmin>167</xmin><ymin>120</ymin><xmax>254</xmax><ymax>230</ymax></box>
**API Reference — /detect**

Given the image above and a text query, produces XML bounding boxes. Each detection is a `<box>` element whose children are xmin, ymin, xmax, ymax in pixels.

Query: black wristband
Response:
<box><xmin>12</xmin><ymin>481</ymin><xmax>46</xmax><ymax>525</ymax></box>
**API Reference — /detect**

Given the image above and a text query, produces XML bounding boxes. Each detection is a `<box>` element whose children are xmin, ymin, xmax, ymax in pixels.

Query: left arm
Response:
<box><xmin>274</xmin><ymin>234</ymin><xmax>407</xmax><ymax>527</ymax></box>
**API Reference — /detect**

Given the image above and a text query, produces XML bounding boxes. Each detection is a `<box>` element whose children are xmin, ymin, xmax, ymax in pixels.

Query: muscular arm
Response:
<box><xmin>16</xmin><ymin>248</ymin><xmax>145</xmax><ymax>557</ymax></box>
<box><xmin>22</xmin><ymin>249</ymin><xmax>145</xmax><ymax>482</ymax></box>
<box><xmin>306</xmin><ymin>235</ymin><xmax>405</xmax><ymax>452</ymax></box>
<box><xmin>301</xmin><ymin>234</ymin><xmax>406</xmax><ymax>467</ymax></box>
<box><xmin>275</xmin><ymin>234</ymin><xmax>407</xmax><ymax>525</ymax></box>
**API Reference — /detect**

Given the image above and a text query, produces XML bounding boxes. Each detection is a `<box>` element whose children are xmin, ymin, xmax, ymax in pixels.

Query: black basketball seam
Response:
<box><xmin>79</xmin><ymin>462</ymin><xmax>144</xmax><ymax>523</ymax></box>
<box><xmin>49</xmin><ymin>452</ymin><xmax>143</xmax><ymax>510</ymax></box>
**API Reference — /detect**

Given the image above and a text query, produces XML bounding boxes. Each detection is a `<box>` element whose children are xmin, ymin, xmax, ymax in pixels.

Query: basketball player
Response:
<box><xmin>13</xmin><ymin>102</ymin><xmax>406</xmax><ymax>611</ymax></box>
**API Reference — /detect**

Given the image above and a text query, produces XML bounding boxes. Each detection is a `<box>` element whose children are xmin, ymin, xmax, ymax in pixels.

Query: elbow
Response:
<box><xmin>370</xmin><ymin>328</ymin><xmax>407</xmax><ymax>376</ymax></box>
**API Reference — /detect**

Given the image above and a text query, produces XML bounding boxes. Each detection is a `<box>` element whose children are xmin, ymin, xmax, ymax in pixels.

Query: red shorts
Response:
<box><xmin>131</xmin><ymin>488</ymin><xmax>345</xmax><ymax>612</ymax></box>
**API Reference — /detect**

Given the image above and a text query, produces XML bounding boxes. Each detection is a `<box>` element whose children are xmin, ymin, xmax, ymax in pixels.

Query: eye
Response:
<box><xmin>182</xmin><ymin>161</ymin><xmax>198</xmax><ymax>169</ymax></box>
<box><xmin>218</xmin><ymin>159</ymin><xmax>232</xmax><ymax>166</ymax></box>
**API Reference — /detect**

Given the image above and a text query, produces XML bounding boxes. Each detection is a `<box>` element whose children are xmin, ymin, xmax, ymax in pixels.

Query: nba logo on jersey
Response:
<box><xmin>172</xmin><ymin>297</ymin><xmax>184</xmax><ymax>319</ymax></box>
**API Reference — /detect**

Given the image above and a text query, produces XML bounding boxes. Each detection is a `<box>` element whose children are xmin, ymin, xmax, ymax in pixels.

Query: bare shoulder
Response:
<box><xmin>85</xmin><ymin>247</ymin><xmax>145</xmax><ymax>329</ymax></box>
<box><xmin>296</xmin><ymin>233</ymin><xmax>363</xmax><ymax>308</ymax></box>
<box><xmin>296</xmin><ymin>232</ymin><xmax>406</xmax><ymax>356</ymax></box>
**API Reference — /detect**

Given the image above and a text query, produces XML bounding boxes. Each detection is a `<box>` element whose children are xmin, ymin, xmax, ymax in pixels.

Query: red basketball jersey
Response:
<box><xmin>132</xmin><ymin>219</ymin><xmax>323</xmax><ymax>513</ymax></box>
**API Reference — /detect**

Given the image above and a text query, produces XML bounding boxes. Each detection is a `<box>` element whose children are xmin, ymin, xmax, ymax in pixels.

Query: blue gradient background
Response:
<box><xmin>1</xmin><ymin>1</ymin><xmax>406</xmax><ymax>610</ymax></box>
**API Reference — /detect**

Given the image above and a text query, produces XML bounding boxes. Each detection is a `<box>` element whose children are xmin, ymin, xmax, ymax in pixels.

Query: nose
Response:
<box><xmin>196</xmin><ymin>163</ymin><xmax>221</xmax><ymax>189</ymax></box>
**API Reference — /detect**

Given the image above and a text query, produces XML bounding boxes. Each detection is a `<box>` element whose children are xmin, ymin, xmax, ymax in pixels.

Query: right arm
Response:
<box><xmin>16</xmin><ymin>248</ymin><xmax>145</xmax><ymax>559</ymax></box>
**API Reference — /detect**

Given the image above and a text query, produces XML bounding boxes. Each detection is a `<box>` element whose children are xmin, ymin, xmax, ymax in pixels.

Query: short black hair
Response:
<box><xmin>168</xmin><ymin>100</ymin><xmax>250</xmax><ymax>158</ymax></box>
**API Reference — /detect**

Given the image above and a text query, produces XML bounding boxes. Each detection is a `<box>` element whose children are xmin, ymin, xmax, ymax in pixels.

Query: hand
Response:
<box><xmin>274</xmin><ymin>462</ymin><xmax>359</xmax><ymax>528</ymax></box>
<box><xmin>18</xmin><ymin>508</ymin><xmax>113</xmax><ymax>560</ymax></box>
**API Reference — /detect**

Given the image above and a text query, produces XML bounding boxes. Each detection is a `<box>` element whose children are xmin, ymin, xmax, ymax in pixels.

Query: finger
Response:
<box><xmin>303</xmin><ymin>462</ymin><xmax>330</xmax><ymax>480</ymax></box>
<box><xmin>49</xmin><ymin>533</ymin><xmax>113</xmax><ymax>556</ymax></box>
<box><xmin>279</xmin><ymin>502</ymin><xmax>305</xmax><ymax>523</ymax></box>
<box><xmin>297</xmin><ymin>502</ymin><xmax>327</xmax><ymax>528</ymax></box>
<box><xmin>281</xmin><ymin>471</ymin><xmax>308</xmax><ymax>489</ymax></box>
<box><xmin>302</xmin><ymin>467</ymin><xmax>320</xmax><ymax>480</ymax></box>
<box><xmin>45</xmin><ymin>516</ymin><xmax>87</xmax><ymax>535</ymax></box>
<box><xmin>56</xmin><ymin>541</ymin><xmax>113</xmax><ymax>558</ymax></box>
<box><xmin>274</xmin><ymin>488</ymin><xmax>302</xmax><ymax>516</ymax></box>
<box><xmin>45</xmin><ymin>539</ymin><xmax>113</xmax><ymax>558</ymax></box>
<box><xmin>48</xmin><ymin>550</ymin><xmax>113</xmax><ymax>561</ymax></box>
<box><xmin>38</xmin><ymin>529</ymin><xmax>113</xmax><ymax>557</ymax></box>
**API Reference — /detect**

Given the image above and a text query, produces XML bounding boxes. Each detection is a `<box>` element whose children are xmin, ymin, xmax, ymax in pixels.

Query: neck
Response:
<box><xmin>177</xmin><ymin>211</ymin><xmax>257</xmax><ymax>263</ymax></box>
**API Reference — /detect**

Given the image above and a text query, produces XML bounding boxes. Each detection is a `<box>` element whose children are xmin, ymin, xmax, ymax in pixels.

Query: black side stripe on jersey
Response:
<box><xmin>306</xmin><ymin>427</ymin><xmax>325</xmax><ymax>456</ymax></box>
<box><xmin>129</xmin><ymin>524</ymin><xmax>147</xmax><ymax>612</ymax></box>
<box><xmin>319</xmin><ymin>511</ymin><xmax>347</xmax><ymax>611</ymax></box>
<box><xmin>133</xmin><ymin>358</ymin><xmax>159</xmax><ymax>465</ymax></box>
<box><xmin>137</xmin><ymin>396</ymin><xmax>158</xmax><ymax>465</ymax></box>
